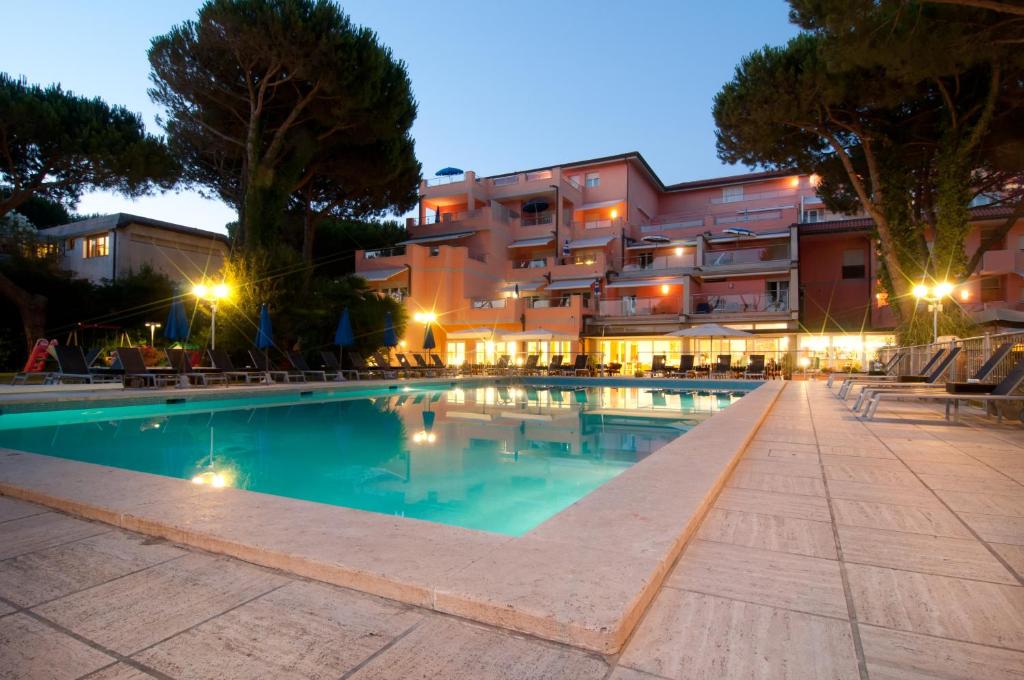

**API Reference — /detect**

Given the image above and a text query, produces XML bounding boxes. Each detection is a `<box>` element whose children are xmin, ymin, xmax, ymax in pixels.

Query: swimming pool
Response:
<box><xmin>0</xmin><ymin>381</ymin><xmax>751</xmax><ymax>535</ymax></box>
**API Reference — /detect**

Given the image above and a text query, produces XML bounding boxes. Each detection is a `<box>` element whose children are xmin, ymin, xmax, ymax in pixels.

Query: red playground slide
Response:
<box><xmin>21</xmin><ymin>339</ymin><xmax>56</xmax><ymax>373</ymax></box>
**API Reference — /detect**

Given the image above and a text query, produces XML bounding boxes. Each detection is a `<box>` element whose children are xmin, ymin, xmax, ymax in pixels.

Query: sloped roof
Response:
<box><xmin>39</xmin><ymin>213</ymin><xmax>230</xmax><ymax>243</ymax></box>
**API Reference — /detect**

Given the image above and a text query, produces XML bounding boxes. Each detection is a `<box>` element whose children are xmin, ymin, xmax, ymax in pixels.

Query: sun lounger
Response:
<box><xmin>837</xmin><ymin>348</ymin><xmax>945</xmax><ymax>399</ymax></box>
<box><xmin>544</xmin><ymin>355</ymin><xmax>564</xmax><ymax>375</ymax></box>
<box><xmin>115</xmin><ymin>347</ymin><xmax>177</xmax><ymax>388</ymax></box>
<box><xmin>429</xmin><ymin>354</ymin><xmax>456</xmax><ymax>376</ymax></box>
<box><xmin>50</xmin><ymin>345</ymin><xmax>122</xmax><ymax>385</ymax></box>
<box><xmin>248</xmin><ymin>349</ymin><xmax>303</xmax><ymax>382</ymax></box>
<box><xmin>286</xmin><ymin>351</ymin><xmax>331</xmax><ymax>381</ymax></box>
<box><xmin>349</xmin><ymin>351</ymin><xmax>396</xmax><ymax>379</ymax></box>
<box><xmin>863</xmin><ymin>357</ymin><xmax>1024</xmax><ymax>422</ymax></box>
<box><xmin>562</xmin><ymin>354</ymin><xmax>590</xmax><ymax>376</ymax></box>
<box><xmin>166</xmin><ymin>348</ymin><xmax>228</xmax><ymax>386</ymax></box>
<box><xmin>851</xmin><ymin>348</ymin><xmax>961</xmax><ymax>411</ymax></box>
<box><xmin>744</xmin><ymin>354</ymin><xmax>766</xmax><ymax>379</ymax></box>
<box><xmin>208</xmin><ymin>348</ymin><xmax>264</xmax><ymax>383</ymax></box>
<box><xmin>519</xmin><ymin>354</ymin><xmax>540</xmax><ymax>375</ymax></box>
<box><xmin>710</xmin><ymin>355</ymin><xmax>732</xmax><ymax>379</ymax></box>
<box><xmin>827</xmin><ymin>351</ymin><xmax>904</xmax><ymax>387</ymax></box>
<box><xmin>319</xmin><ymin>351</ymin><xmax>360</xmax><ymax>380</ymax></box>
<box><xmin>649</xmin><ymin>354</ymin><xmax>667</xmax><ymax>377</ymax></box>
<box><xmin>486</xmin><ymin>355</ymin><xmax>510</xmax><ymax>375</ymax></box>
<box><xmin>670</xmin><ymin>354</ymin><xmax>696</xmax><ymax>378</ymax></box>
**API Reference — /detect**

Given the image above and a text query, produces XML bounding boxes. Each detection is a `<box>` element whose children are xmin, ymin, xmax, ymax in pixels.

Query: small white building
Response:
<box><xmin>38</xmin><ymin>213</ymin><xmax>230</xmax><ymax>285</ymax></box>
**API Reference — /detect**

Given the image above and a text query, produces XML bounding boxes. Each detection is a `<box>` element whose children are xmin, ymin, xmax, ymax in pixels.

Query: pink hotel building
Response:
<box><xmin>355</xmin><ymin>152</ymin><xmax>1023</xmax><ymax>372</ymax></box>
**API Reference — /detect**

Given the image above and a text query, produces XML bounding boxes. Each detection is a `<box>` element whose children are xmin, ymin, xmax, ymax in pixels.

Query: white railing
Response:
<box><xmin>704</xmin><ymin>243</ymin><xmax>790</xmax><ymax>266</ymax></box>
<box><xmin>525</xmin><ymin>170</ymin><xmax>553</xmax><ymax>181</ymax></box>
<box><xmin>425</xmin><ymin>174</ymin><xmax>465</xmax><ymax>187</ymax></box>
<box><xmin>364</xmin><ymin>246</ymin><xmax>406</xmax><ymax>259</ymax></box>
<box><xmin>471</xmin><ymin>298</ymin><xmax>507</xmax><ymax>309</ymax></box>
<box><xmin>691</xmin><ymin>292</ymin><xmax>789</xmax><ymax>314</ymax></box>
<box><xmin>598</xmin><ymin>297</ymin><xmax>676</xmax><ymax>317</ymax></box>
<box><xmin>710</xmin><ymin>189</ymin><xmax>798</xmax><ymax>205</ymax></box>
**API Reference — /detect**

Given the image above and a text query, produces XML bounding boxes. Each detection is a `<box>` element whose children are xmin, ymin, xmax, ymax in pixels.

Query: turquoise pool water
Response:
<box><xmin>0</xmin><ymin>382</ymin><xmax>748</xmax><ymax>535</ymax></box>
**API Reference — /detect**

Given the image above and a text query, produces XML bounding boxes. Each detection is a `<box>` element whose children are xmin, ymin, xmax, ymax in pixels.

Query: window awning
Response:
<box><xmin>499</xmin><ymin>280</ymin><xmax>546</xmax><ymax>294</ymax></box>
<box><xmin>546</xmin><ymin>277</ymin><xmax>599</xmax><ymax>291</ymax></box>
<box><xmin>357</xmin><ymin>267</ymin><xmax>406</xmax><ymax>282</ymax></box>
<box><xmin>566</xmin><ymin>235</ymin><xmax>615</xmax><ymax>249</ymax></box>
<box><xmin>578</xmin><ymin>199</ymin><xmax>625</xmax><ymax>211</ymax></box>
<box><xmin>507</xmin><ymin>236</ymin><xmax>554</xmax><ymax>249</ymax></box>
<box><xmin>397</xmin><ymin>230</ymin><xmax>475</xmax><ymax>246</ymax></box>
<box><xmin>626</xmin><ymin>239</ymin><xmax>696</xmax><ymax>250</ymax></box>
<box><xmin>607</xmin><ymin>276</ymin><xmax>688</xmax><ymax>289</ymax></box>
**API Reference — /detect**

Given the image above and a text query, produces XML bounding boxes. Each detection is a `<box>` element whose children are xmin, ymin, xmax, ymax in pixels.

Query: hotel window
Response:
<box><xmin>803</xmin><ymin>209</ymin><xmax>821</xmax><ymax>223</ymax></box>
<box><xmin>83</xmin><ymin>235</ymin><xmax>109</xmax><ymax>258</ymax></box>
<box><xmin>980</xmin><ymin>276</ymin><xmax>1003</xmax><ymax>303</ymax></box>
<box><xmin>722</xmin><ymin>185</ymin><xmax>744</xmax><ymax>203</ymax></box>
<box><xmin>585</xmin><ymin>172</ymin><xmax>600</xmax><ymax>188</ymax></box>
<box><xmin>841</xmin><ymin>249</ymin><xmax>866</xmax><ymax>279</ymax></box>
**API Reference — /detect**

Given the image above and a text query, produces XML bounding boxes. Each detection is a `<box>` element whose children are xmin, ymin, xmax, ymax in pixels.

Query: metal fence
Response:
<box><xmin>878</xmin><ymin>331</ymin><xmax>1024</xmax><ymax>387</ymax></box>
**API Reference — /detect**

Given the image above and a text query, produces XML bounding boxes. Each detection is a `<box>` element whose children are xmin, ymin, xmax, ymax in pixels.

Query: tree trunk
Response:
<box><xmin>0</xmin><ymin>271</ymin><xmax>48</xmax><ymax>353</ymax></box>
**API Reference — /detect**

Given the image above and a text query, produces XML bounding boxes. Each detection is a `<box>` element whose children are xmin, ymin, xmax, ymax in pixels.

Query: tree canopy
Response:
<box><xmin>713</xmin><ymin>0</ymin><xmax>1023</xmax><ymax>341</ymax></box>
<box><xmin>148</xmin><ymin>0</ymin><xmax>420</xmax><ymax>254</ymax></box>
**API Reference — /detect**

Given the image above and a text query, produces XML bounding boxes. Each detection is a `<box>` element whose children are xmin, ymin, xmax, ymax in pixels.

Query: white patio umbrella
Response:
<box><xmin>668</xmin><ymin>323</ymin><xmax>752</xmax><ymax>365</ymax></box>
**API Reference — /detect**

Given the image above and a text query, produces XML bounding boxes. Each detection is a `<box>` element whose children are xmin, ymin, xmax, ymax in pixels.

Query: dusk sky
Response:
<box><xmin>0</xmin><ymin>1</ymin><xmax>799</xmax><ymax>233</ymax></box>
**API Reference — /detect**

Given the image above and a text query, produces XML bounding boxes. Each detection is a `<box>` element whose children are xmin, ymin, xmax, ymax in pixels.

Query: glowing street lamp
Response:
<box><xmin>913</xmin><ymin>281</ymin><xmax>954</xmax><ymax>344</ymax></box>
<box><xmin>144</xmin><ymin>321</ymin><xmax>161</xmax><ymax>347</ymax></box>
<box><xmin>192</xmin><ymin>281</ymin><xmax>231</xmax><ymax>349</ymax></box>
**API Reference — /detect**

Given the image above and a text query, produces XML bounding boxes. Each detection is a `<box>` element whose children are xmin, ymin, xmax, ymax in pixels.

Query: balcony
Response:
<box><xmin>700</xmin><ymin>243</ymin><xmax>791</xmax><ymax>276</ymax></box>
<box><xmin>686</xmin><ymin>292</ymin><xmax>792</xmax><ymax>323</ymax></box>
<box><xmin>980</xmin><ymin>249</ymin><xmax>1024</xmax><ymax>277</ymax></box>
<box><xmin>621</xmin><ymin>251</ymin><xmax>696</xmax><ymax>274</ymax></box>
<box><xmin>480</xmin><ymin>171</ymin><xmax>583</xmax><ymax>204</ymax></box>
<box><xmin>453</xmin><ymin>297</ymin><xmax>522</xmax><ymax>326</ymax></box>
<box><xmin>511</xmin><ymin>257</ymin><xmax>548</xmax><ymax>270</ymax></box>
<box><xmin>363</xmin><ymin>246</ymin><xmax>407</xmax><ymax>260</ymax></box>
<box><xmin>524</xmin><ymin>294</ymin><xmax>588</xmax><ymax>331</ymax></box>
<box><xmin>598</xmin><ymin>297</ymin><xmax>678</xmax><ymax>318</ymax></box>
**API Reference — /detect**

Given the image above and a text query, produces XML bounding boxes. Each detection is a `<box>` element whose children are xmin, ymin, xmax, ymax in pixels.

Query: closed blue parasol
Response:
<box><xmin>435</xmin><ymin>167</ymin><xmax>463</xmax><ymax>176</ymax></box>
<box><xmin>422</xmin><ymin>324</ymin><xmax>436</xmax><ymax>353</ymax></box>
<box><xmin>255</xmin><ymin>304</ymin><xmax>274</xmax><ymax>349</ymax></box>
<box><xmin>334</xmin><ymin>308</ymin><xmax>355</xmax><ymax>347</ymax></box>
<box><xmin>383</xmin><ymin>312</ymin><xmax>398</xmax><ymax>349</ymax></box>
<box><xmin>164</xmin><ymin>295</ymin><xmax>189</xmax><ymax>343</ymax></box>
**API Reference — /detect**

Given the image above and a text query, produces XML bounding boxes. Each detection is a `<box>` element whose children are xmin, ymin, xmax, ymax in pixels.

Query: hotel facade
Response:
<box><xmin>355</xmin><ymin>152</ymin><xmax>1022</xmax><ymax>373</ymax></box>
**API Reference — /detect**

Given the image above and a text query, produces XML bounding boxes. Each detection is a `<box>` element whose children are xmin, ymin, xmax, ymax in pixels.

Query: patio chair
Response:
<box><xmin>319</xmin><ymin>351</ymin><xmax>360</xmax><ymax>380</ymax></box>
<box><xmin>826</xmin><ymin>351</ymin><xmax>904</xmax><ymax>387</ymax></box>
<box><xmin>670</xmin><ymin>354</ymin><xmax>696</xmax><ymax>378</ymax></box>
<box><xmin>650</xmin><ymin>354</ymin><xmax>668</xmax><ymax>377</ymax></box>
<box><xmin>744</xmin><ymin>355</ymin><xmax>766</xmax><ymax>379</ymax></box>
<box><xmin>710</xmin><ymin>355</ymin><xmax>732</xmax><ymax>379</ymax></box>
<box><xmin>394</xmin><ymin>353</ymin><xmax>420</xmax><ymax>377</ymax></box>
<box><xmin>349</xmin><ymin>351</ymin><xmax>397</xmax><ymax>379</ymax></box>
<box><xmin>248</xmin><ymin>349</ymin><xmax>305</xmax><ymax>382</ymax></box>
<box><xmin>519</xmin><ymin>354</ymin><xmax>540</xmax><ymax>375</ymax></box>
<box><xmin>486</xmin><ymin>355</ymin><xmax>511</xmax><ymax>375</ymax></box>
<box><xmin>863</xmin><ymin>356</ymin><xmax>1024</xmax><ymax>422</ymax></box>
<box><xmin>429</xmin><ymin>353</ymin><xmax>457</xmax><ymax>376</ymax></box>
<box><xmin>114</xmin><ymin>347</ymin><xmax>177</xmax><ymax>388</ymax></box>
<box><xmin>851</xmin><ymin>347</ymin><xmax>962</xmax><ymax>411</ymax></box>
<box><xmin>563</xmin><ymin>354</ymin><xmax>590</xmax><ymax>376</ymax></box>
<box><xmin>51</xmin><ymin>345</ymin><xmax>122</xmax><ymax>385</ymax></box>
<box><xmin>605</xmin><ymin>362</ymin><xmax>622</xmax><ymax>376</ymax></box>
<box><xmin>166</xmin><ymin>348</ymin><xmax>228</xmax><ymax>386</ymax></box>
<box><xmin>544</xmin><ymin>355</ymin><xmax>564</xmax><ymax>375</ymax></box>
<box><xmin>286</xmin><ymin>351</ymin><xmax>331</xmax><ymax>381</ymax></box>
<box><xmin>208</xmin><ymin>348</ymin><xmax>264</xmax><ymax>383</ymax></box>
<box><xmin>837</xmin><ymin>348</ymin><xmax>945</xmax><ymax>399</ymax></box>
<box><xmin>371</xmin><ymin>352</ymin><xmax>405</xmax><ymax>377</ymax></box>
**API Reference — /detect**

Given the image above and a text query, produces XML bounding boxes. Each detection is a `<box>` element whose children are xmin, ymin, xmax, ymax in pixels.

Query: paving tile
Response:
<box><xmin>902</xmin><ymin>461</ymin><xmax>1014</xmax><ymax>483</ymax></box>
<box><xmin>725</xmin><ymin>470</ymin><xmax>825</xmax><ymax>497</ymax></box>
<box><xmin>0</xmin><ymin>512</ymin><xmax>109</xmax><ymax>559</ymax></box>
<box><xmin>837</xmin><ymin>525</ymin><xmax>1017</xmax><ymax>584</ymax></box>
<box><xmin>971</xmin><ymin>451</ymin><xmax>1024</xmax><ymax>471</ymax></box>
<box><xmin>0</xmin><ymin>612</ymin><xmax>114</xmax><ymax>680</ymax></box>
<box><xmin>932</xmin><ymin>489</ymin><xmax>1024</xmax><ymax>517</ymax></box>
<box><xmin>0</xmin><ymin>600</ymin><xmax>15</xmax><ymax>616</ymax></box>
<box><xmin>847</xmin><ymin>563</ymin><xmax>1024</xmax><ymax>650</ymax></box>
<box><xmin>33</xmin><ymin>553</ymin><xmax>288</xmax><ymax>655</ymax></box>
<box><xmin>892</xmin><ymin>449</ymin><xmax>979</xmax><ymax>465</ymax></box>
<box><xmin>346</xmin><ymin>616</ymin><xmax>608</xmax><ymax>680</ymax></box>
<box><xmin>85</xmin><ymin>663</ymin><xmax>162</xmax><ymax>679</ymax></box>
<box><xmin>825</xmin><ymin>479</ymin><xmax>944</xmax><ymax>509</ymax></box>
<box><xmin>743</xmin><ymin>448</ymin><xmax>818</xmax><ymax>462</ymax></box>
<box><xmin>918</xmin><ymin>473</ymin><xmax>1023</xmax><ymax>494</ymax></box>
<box><xmin>823</xmin><ymin>465</ymin><xmax>923</xmax><ymax>487</ymax></box>
<box><xmin>830</xmin><ymin>498</ymin><xmax>972</xmax><ymax>538</ymax></box>
<box><xmin>959</xmin><ymin>513</ymin><xmax>1024</xmax><ymax>546</ymax></box>
<box><xmin>991</xmin><ymin>543</ymin><xmax>1024</xmax><ymax>578</ymax></box>
<box><xmin>817</xmin><ymin>445</ymin><xmax>894</xmax><ymax>458</ymax></box>
<box><xmin>711</xmin><ymin>487</ymin><xmax>831</xmax><ymax>522</ymax></box>
<box><xmin>607</xmin><ymin>668</ymin><xmax>666</xmax><ymax>680</ymax></box>
<box><xmin>136</xmin><ymin>580</ymin><xmax>423</xmax><ymax>680</ymax></box>
<box><xmin>860</xmin><ymin>624</ymin><xmax>1024</xmax><ymax>680</ymax></box>
<box><xmin>697</xmin><ymin>508</ymin><xmax>836</xmax><ymax>559</ymax></box>
<box><xmin>619</xmin><ymin>589</ymin><xmax>858</xmax><ymax>680</ymax></box>
<box><xmin>0</xmin><ymin>496</ymin><xmax>46</xmax><ymax>523</ymax></box>
<box><xmin>665</xmin><ymin>540</ymin><xmax>847</xmax><ymax>618</ymax></box>
<box><xmin>819</xmin><ymin>455</ymin><xmax>905</xmax><ymax>469</ymax></box>
<box><xmin>0</xmin><ymin>532</ymin><xmax>185</xmax><ymax>607</ymax></box>
<box><xmin>734</xmin><ymin>459</ymin><xmax>823</xmax><ymax>478</ymax></box>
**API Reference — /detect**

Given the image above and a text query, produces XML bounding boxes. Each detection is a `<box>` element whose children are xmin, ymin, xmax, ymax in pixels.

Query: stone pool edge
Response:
<box><xmin>0</xmin><ymin>379</ymin><xmax>784</xmax><ymax>654</ymax></box>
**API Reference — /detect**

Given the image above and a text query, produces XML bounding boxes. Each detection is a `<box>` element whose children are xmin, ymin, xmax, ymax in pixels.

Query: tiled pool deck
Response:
<box><xmin>1</xmin><ymin>381</ymin><xmax>1022</xmax><ymax>678</ymax></box>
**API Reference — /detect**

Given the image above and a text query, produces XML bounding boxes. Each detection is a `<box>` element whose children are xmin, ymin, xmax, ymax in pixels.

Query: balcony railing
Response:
<box><xmin>424</xmin><ymin>174</ymin><xmax>466</xmax><ymax>187</ymax></box>
<box><xmin>471</xmin><ymin>298</ymin><xmax>507</xmax><ymax>309</ymax></box>
<box><xmin>572</xmin><ymin>216</ymin><xmax>626</xmax><ymax>231</ymax></box>
<box><xmin>528</xmin><ymin>295</ymin><xmax>586</xmax><ymax>309</ymax></box>
<box><xmin>598</xmin><ymin>297</ymin><xmax>677</xmax><ymax>317</ymax></box>
<box><xmin>691</xmin><ymin>292</ymin><xmax>789</xmax><ymax>314</ymax></box>
<box><xmin>408</xmin><ymin>208</ymin><xmax>482</xmax><ymax>227</ymax></box>
<box><xmin>525</xmin><ymin>170</ymin><xmax>553</xmax><ymax>182</ymax></box>
<box><xmin>522</xmin><ymin>213</ymin><xmax>554</xmax><ymax>227</ymax></box>
<box><xmin>622</xmin><ymin>253</ymin><xmax>696</xmax><ymax>272</ymax></box>
<box><xmin>703</xmin><ymin>243</ymin><xmax>790</xmax><ymax>267</ymax></box>
<box><xmin>364</xmin><ymin>246</ymin><xmax>406</xmax><ymax>259</ymax></box>
<box><xmin>709</xmin><ymin>189</ymin><xmax>797</xmax><ymax>205</ymax></box>
<box><xmin>512</xmin><ymin>258</ymin><xmax>548</xmax><ymax>269</ymax></box>
<box><xmin>492</xmin><ymin>174</ymin><xmax>519</xmax><ymax>186</ymax></box>
<box><xmin>564</xmin><ymin>175</ymin><xmax>581</xmax><ymax>190</ymax></box>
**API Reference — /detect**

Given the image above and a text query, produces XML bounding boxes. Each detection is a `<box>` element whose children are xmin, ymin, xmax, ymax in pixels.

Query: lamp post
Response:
<box><xmin>144</xmin><ymin>322</ymin><xmax>161</xmax><ymax>347</ymax></box>
<box><xmin>913</xmin><ymin>281</ymin><xmax>954</xmax><ymax>344</ymax></box>
<box><xmin>192</xmin><ymin>282</ymin><xmax>230</xmax><ymax>349</ymax></box>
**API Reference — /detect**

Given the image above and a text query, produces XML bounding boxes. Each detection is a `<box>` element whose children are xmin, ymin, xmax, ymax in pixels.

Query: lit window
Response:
<box><xmin>980</xmin><ymin>276</ymin><xmax>1003</xmax><ymax>303</ymax></box>
<box><xmin>842</xmin><ymin>249</ymin><xmax>865</xmax><ymax>279</ymax></box>
<box><xmin>83</xmin><ymin>235</ymin><xmax>109</xmax><ymax>258</ymax></box>
<box><xmin>804</xmin><ymin>209</ymin><xmax>821</xmax><ymax>223</ymax></box>
<box><xmin>585</xmin><ymin>172</ymin><xmax>600</xmax><ymax>188</ymax></box>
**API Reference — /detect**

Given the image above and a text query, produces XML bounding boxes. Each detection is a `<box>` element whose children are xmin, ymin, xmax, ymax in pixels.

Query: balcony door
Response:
<box><xmin>766</xmin><ymin>281</ymin><xmax>789</xmax><ymax>311</ymax></box>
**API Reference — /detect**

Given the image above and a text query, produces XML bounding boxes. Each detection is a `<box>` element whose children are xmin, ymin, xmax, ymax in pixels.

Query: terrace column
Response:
<box><xmin>682</xmin><ymin>275</ymin><xmax>693</xmax><ymax>315</ymax></box>
<box><xmin>789</xmin><ymin>267</ymin><xmax>800</xmax><ymax>313</ymax></box>
<box><xmin>465</xmin><ymin>171</ymin><xmax>476</xmax><ymax>212</ymax></box>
